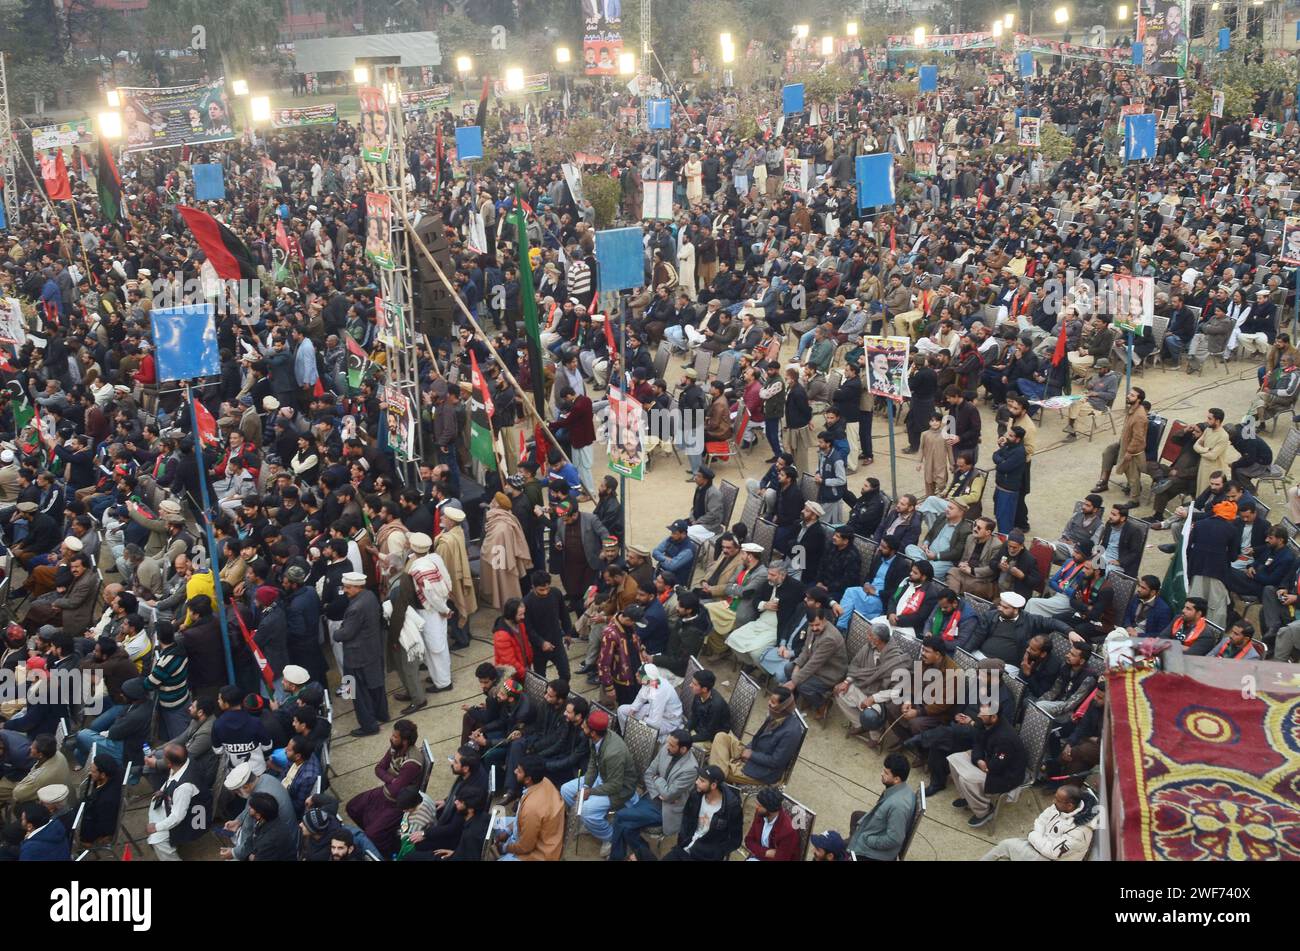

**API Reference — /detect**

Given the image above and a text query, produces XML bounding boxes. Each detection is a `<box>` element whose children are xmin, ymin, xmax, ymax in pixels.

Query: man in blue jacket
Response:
<box><xmin>1121</xmin><ymin>575</ymin><xmax>1174</xmax><ymax>637</ymax></box>
<box><xmin>707</xmin><ymin>686</ymin><xmax>803</xmax><ymax>785</ymax></box>
<box><xmin>19</xmin><ymin>801</ymin><xmax>70</xmax><ymax>861</ymax></box>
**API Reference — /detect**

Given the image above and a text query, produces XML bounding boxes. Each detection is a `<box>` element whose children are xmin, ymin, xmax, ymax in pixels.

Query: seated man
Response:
<box><xmin>1043</xmin><ymin>680</ymin><xmax>1105</xmax><ymax>781</ymax></box>
<box><xmin>702</xmin><ymin>543</ymin><xmax>767</xmax><ymax>648</ymax></box>
<box><xmin>904</xmin><ymin>500</ymin><xmax>971</xmax><ymax>582</ymax></box>
<box><xmin>709</xmin><ymin>687</ymin><xmax>802</xmax><ymax>786</ymax></box>
<box><xmin>1063</xmin><ymin>358</ymin><xmax>1118</xmax><ymax>439</ymax></box>
<box><xmin>743</xmin><ymin>786</ymin><xmax>801</xmax><ymax>861</ymax></box>
<box><xmin>1155</xmin><ymin>596</ymin><xmax>1216</xmax><ymax>657</ymax></box>
<box><xmin>559</xmin><ymin>709</ymin><xmax>636</xmax><ymax>855</ymax></box>
<box><xmin>1209</xmin><ymin>620</ymin><xmax>1265</xmax><ymax>661</ymax></box>
<box><xmin>494</xmin><ymin>755</ymin><xmax>566</xmax><ymax>861</ymax></box>
<box><xmin>778</xmin><ymin>608</ymin><xmax>847</xmax><ymax>716</ymax></box>
<box><xmin>607</xmin><ymin>728</ymin><xmax>697</xmax><ymax>862</ymax></box>
<box><xmin>833</xmin><ymin>618</ymin><xmax>909</xmax><ymax>737</ymax></box>
<box><xmin>942</xmin><ymin>517</ymin><xmax>1002</xmax><ymax>600</ymax></box>
<box><xmin>963</xmin><ymin>591</ymin><xmax>1060</xmax><ymax>662</ymax></box>
<box><xmin>651</xmin><ymin>521</ymin><xmax>696</xmax><ymax>587</ymax></box>
<box><xmin>882</xmin><ymin>559</ymin><xmax>942</xmax><ymax>637</ymax></box>
<box><xmin>1026</xmin><ymin>541</ymin><xmax>1095</xmax><ymax>618</ymax></box>
<box><xmin>915</xmin><ymin>453</ymin><xmax>986</xmax><ymax>525</ymax></box>
<box><xmin>684</xmin><ymin>669</ymin><xmax>731</xmax><ymax>748</ymax></box>
<box><xmin>980</xmin><ymin>784</ymin><xmax>1099</xmax><ymax>861</ymax></box>
<box><xmin>724</xmin><ymin>559</ymin><xmax>804</xmax><ymax>667</ymax></box>
<box><xmin>846</xmin><ymin>752</ymin><xmax>917</xmax><ymax>861</ymax></box>
<box><xmin>947</xmin><ymin>703</ymin><xmax>1028</xmax><ymax>828</ymax></box>
<box><xmin>1121</xmin><ymin>574</ymin><xmax>1173</xmax><ymax>637</ymax></box>
<box><xmin>1053</xmin><ymin>559</ymin><xmax>1113</xmax><ymax>643</ymax></box>
<box><xmin>344</xmin><ymin>719</ymin><xmax>425</xmax><ymax>858</ymax></box>
<box><xmin>616</xmin><ymin>664</ymin><xmax>683</xmax><ymax>739</ymax></box>
<box><xmin>1034</xmin><ymin>639</ymin><xmax>1098</xmax><ymax>717</ymax></box>
<box><xmin>660</xmin><ymin>765</ymin><xmax>744</xmax><ymax>861</ymax></box>
<box><xmin>833</xmin><ymin>535</ymin><xmax>908</xmax><ymax>629</ymax></box>
<box><xmin>886</xmin><ymin>636</ymin><xmax>958</xmax><ymax>743</ymax></box>
<box><xmin>402</xmin><ymin>745</ymin><xmax>488</xmax><ymax>858</ymax></box>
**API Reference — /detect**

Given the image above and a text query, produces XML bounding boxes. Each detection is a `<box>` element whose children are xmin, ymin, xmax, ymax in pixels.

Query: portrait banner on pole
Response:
<box><xmin>864</xmin><ymin>335</ymin><xmax>910</xmax><ymax>400</ymax></box>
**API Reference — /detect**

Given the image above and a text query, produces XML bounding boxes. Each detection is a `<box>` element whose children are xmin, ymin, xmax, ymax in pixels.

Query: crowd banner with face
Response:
<box><xmin>358</xmin><ymin>86</ymin><xmax>391</xmax><ymax>163</ymax></box>
<box><xmin>119</xmin><ymin>79</ymin><xmax>235</xmax><ymax>152</ymax></box>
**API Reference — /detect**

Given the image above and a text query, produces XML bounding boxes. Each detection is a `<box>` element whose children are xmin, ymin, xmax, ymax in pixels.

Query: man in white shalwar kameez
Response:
<box><xmin>616</xmin><ymin>663</ymin><xmax>684</xmax><ymax>739</ymax></box>
<box><xmin>407</xmin><ymin>532</ymin><xmax>454</xmax><ymax>691</ymax></box>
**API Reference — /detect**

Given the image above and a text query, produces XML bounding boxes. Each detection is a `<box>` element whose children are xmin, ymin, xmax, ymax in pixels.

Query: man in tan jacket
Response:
<box><xmin>0</xmin><ymin>448</ymin><xmax>20</xmax><ymax>504</ymax></box>
<box><xmin>496</xmin><ymin>756</ymin><xmax>565</xmax><ymax>861</ymax></box>
<box><xmin>0</xmin><ymin>734</ymin><xmax>77</xmax><ymax>810</ymax></box>
<box><xmin>1092</xmin><ymin>387</ymin><xmax>1148</xmax><ymax>499</ymax></box>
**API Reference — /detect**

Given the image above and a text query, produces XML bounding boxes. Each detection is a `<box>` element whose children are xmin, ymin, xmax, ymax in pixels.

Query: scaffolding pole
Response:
<box><xmin>0</xmin><ymin>53</ymin><xmax>19</xmax><ymax>227</ymax></box>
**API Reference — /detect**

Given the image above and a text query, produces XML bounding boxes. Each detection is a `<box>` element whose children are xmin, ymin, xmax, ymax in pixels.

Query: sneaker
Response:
<box><xmin>951</xmin><ymin>798</ymin><xmax>968</xmax><ymax>808</ymax></box>
<box><xmin>968</xmin><ymin>811</ymin><xmax>995</xmax><ymax>828</ymax></box>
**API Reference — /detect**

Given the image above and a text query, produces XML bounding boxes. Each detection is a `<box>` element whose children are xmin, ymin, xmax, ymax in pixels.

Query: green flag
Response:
<box><xmin>1161</xmin><ymin>505</ymin><xmax>1194</xmax><ymax>610</ymax></box>
<box><xmin>12</xmin><ymin>400</ymin><xmax>32</xmax><ymax>437</ymax></box>
<box><xmin>468</xmin><ymin>352</ymin><xmax>497</xmax><ymax>470</ymax></box>
<box><xmin>512</xmin><ymin>187</ymin><xmax>547</xmax><ymax>413</ymax></box>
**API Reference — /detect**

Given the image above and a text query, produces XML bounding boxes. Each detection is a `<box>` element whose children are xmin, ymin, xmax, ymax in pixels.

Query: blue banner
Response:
<box><xmin>1017</xmin><ymin>52</ymin><xmax>1034</xmax><ymax>78</ymax></box>
<box><xmin>595</xmin><ymin>227</ymin><xmax>645</xmax><ymax>292</ymax></box>
<box><xmin>150</xmin><ymin>304</ymin><xmax>221</xmax><ymax>382</ymax></box>
<box><xmin>455</xmin><ymin>125</ymin><xmax>483</xmax><ymax>161</ymax></box>
<box><xmin>782</xmin><ymin>83</ymin><xmax>805</xmax><ymax>115</ymax></box>
<box><xmin>855</xmin><ymin>153</ymin><xmax>895</xmax><ymax>210</ymax></box>
<box><xmin>1218</xmin><ymin>28</ymin><xmax>1230</xmax><ymax>52</ymax></box>
<box><xmin>0</xmin><ymin>199</ymin><xmax>5</xmax><ymax>231</ymax></box>
<box><xmin>646</xmin><ymin>98</ymin><xmax>671</xmax><ymax>130</ymax></box>
<box><xmin>1124</xmin><ymin>114</ymin><xmax>1157</xmax><ymax>163</ymax></box>
<box><xmin>193</xmin><ymin>163</ymin><xmax>225</xmax><ymax>202</ymax></box>
<box><xmin>1131</xmin><ymin>41</ymin><xmax>1144</xmax><ymax>65</ymax></box>
<box><xmin>918</xmin><ymin>65</ymin><xmax>937</xmax><ymax>92</ymax></box>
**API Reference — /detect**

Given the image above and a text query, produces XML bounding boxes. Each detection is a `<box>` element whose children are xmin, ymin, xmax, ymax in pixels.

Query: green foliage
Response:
<box><xmin>585</xmin><ymin>174</ymin><xmax>622</xmax><ymax>228</ymax></box>
<box><xmin>531</xmin><ymin>116</ymin><xmax>623</xmax><ymax>166</ymax></box>
<box><xmin>789</xmin><ymin>65</ymin><xmax>857</xmax><ymax>103</ymax></box>
<box><xmin>1038</xmin><ymin>122</ymin><xmax>1073</xmax><ymax>161</ymax></box>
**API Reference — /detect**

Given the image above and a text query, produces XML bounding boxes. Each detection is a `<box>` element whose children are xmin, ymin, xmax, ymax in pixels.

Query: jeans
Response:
<box><xmin>609</xmin><ymin>792</ymin><xmax>663</xmax><ymax>860</ymax></box>
<box><xmin>859</xmin><ymin>705</ymin><xmax>886</xmax><ymax>730</ymax></box>
<box><xmin>76</xmin><ymin>730</ymin><xmax>124</xmax><ymax>766</ymax></box>
<box><xmin>993</xmin><ymin>487</ymin><xmax>1018</xmax><ymax>534</ymax></box>
<box><xmin>560</xmin><ymin>776</ymin><xmax>613</xmax><ymax>841</ymax></box>
<box><xmin>496</xmin><ymin>816</ymin><xmax>522</xmax><ymax>860</ymax></box>
<box><xmin>1163</xmin><ymin>333</ymin><xmax>1184</xmax><ymax>363</ymax></box>
<box><xmin>763</xmin><ymin>418</ymin><xmax>782</xmax><ymax>456</ymax></box>
<box><xmin>796</xmin><ymin>328</ymin><xmax>817</xmax><ymax>360</ymax></box>
<box><xmin>159</xmin><ymin>706</ymin><xmax>191</xmax><ymax>744</ymax></box>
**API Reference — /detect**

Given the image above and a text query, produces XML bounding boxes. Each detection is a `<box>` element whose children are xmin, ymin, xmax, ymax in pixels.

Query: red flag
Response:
<box><xmin>534</xmin><ymin>423</ymin><xmax>548</xmax><ymax>468</ymax></box>
<box><xmin>602</xmin><ymin>312</ymin><xmax>617</xmax><ymax>356</ymax></box>
<box><xmin>313</xmin><ymin>377</ymin><xmax>325</xmax><ymax>397</ymax></box>
<box><xmin>1202</xmin><ymin>114</ymin><xmax>1212</xmax><ymax>139</ymax></box>
<box><xmin>40</xmin><ymin>150</ymin><xmax>71</xmax><ymax>201</ymax></box>
<box><xmin>275</xmin><ymin>218</ymin><xmax>291</xmax><ymax>254</ymax></box>
<box><xmin>475</xmin><ymin>76</ymin><xmax>490</xmax><ymax>128</ymax></box>
<box><xmin>518</xmin><ymin>427</ymin><xmax>527</xmax><ymax>463</ymax></box>
<box><xmin>888</xmin><ymin>225</ymin><xmax>896</xmax><ymax>253</ymax></box>
<box><xmin>1199</xmin><ymin>191</ymin><xmax>1207</xmax><ymax>210</ymax></box>
<box><xmin>177</xmin><ymin>205</ymin><xmax>259</xmax><ymax>280</ymax></box>
<box><xmin>192</xmin><ymin>399</ymin><xmax>219</xmax><ymax>447</ymax></box>
<box><xmin>232</xmin><ymin>606</ymin><xmax>276</xmax><ymax>686</ymax></box>
<box><xmin>434</xmin><ymin>126</ymin><xmax>443</xmax><ymax>194</ymax></box>
<box><xmin>1051</xmin><ymin>323</ymin><xmax>1068</xmax><ymax>368</ymax></box>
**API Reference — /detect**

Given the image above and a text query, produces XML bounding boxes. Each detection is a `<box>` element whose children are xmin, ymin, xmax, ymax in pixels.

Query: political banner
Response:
<box><xmin>1211</xmin><ymin>89</ymin><xmax>1224</xmax><ymax>119</ymax></box>
<box><xmin>885</xmin><ymin>32</ymin><xmax>994</xmax><ymax>52</ymax></box>
<box><xmin>918</xmin><ymin>65</ymin><xmax>937</xmax><ymax>92</ymax></box>
<box><xmin>508</xmin><ymin>121</ymin><xmax>532</xmax><ymax>152</ymax></box>
<box><xmin>864</xmin><ymin>335</ymin><xmax>910</xmax><ymax>400</ymax></box>
<box><xmin>642</xmin><ymin>181</ymin><xmax>674</xmax><ymax>220</ymax></box>
<box><xmin>1124</xmin><ymin>113</ymin><xmax>1157</xmax><ymax>162</ymax></box>
<box><xmin>119</xmin><ymin>79</ymin><xmax>234</xmax><ymax>153</ymax></box>
<box><xmin>1281</xmin><ymin>215</ymin><xmax>1300</xmax><ymax>266</ymax></box>
<box><xmin>1218</xmin><ymin>27</ymin><xmax>1230</xmax><ymax>52</ymax></box>
<box><xmin>913</xmin><ymin>140</ymin><xmax>937</xmax><ymax>177</ymax></box>
<box><xmin>493</xmin><ymin>73</ymin><xmax>551</xmax><ymax>97</ymax></box>
<box><xmin>399</xmin><ymin>85</ymin><xmax>453</xmax><ymax>115</ymax></box>
<box><xmin>365</xmin><ymin>192</ymin><xmax>394</xmax><ymax>269</ymax></box>
<box><xmin>1112</xmin><ymin>275</ymin><xmax>1155</xmax><ymax>333</ymax></box>
<box><xmin>582</xmin><ymin>0</ymin><xmax>623</xmax><ymax>75</ymax></box>
<box><xmin>382</xmin><ymin>385</ymin><xmax>416</xmax><ymax>462</ymax></box>
<box><xmin>30</xmin><ymin>119</ymin><xmax>93</xmax><ymax>151</ymax></box>
<box><xmin>607</xmin><ymin>386</ymin><xmax>645</xmax><ymax>481</ymax></box>
<box><xmin>358</xmin><ymin>86</ymin><xmax>391</xmax><ymax>163</ymax></box>
<box><xmin>1017</xmin><ymin>52</ymin><xmax>1035</xmax><ymax>78</ymax></box>
<box><xmin>455</xmin><ymin>125</ymin><xmax>484</xmax><ymax>161</ymax></box>
<box><xmin>782</xmin><ymin>83</ymin><xmax>805</xmax><ymax>115</ymax></box>
<box><xmin>1018</xmin><ymin>116</ymin><xmax>1041</xmax><ymax>147</ymax></box>
<box><xmin>192</xmin><ymin>163</ymin><xmax>225</xmax><ymax>201</ymax></box>
<box><xmin>1136</xmin><ymin>0</ymin><xmax>1189</xmax><ymax>78</ymax></box>
<box><xmin>783</xmin><ymin>152</ymin><xmax>810</xmax><ymax>193</ymax></box>
<box><xmin>150</xmin><ymin>304</ymin><xmax>220</xmax><ymax>381</ymax></box>
<box><xmin>595</xmin><ymin>226</ymin><xmax>644</xmax><ymax>292</ymax></box>
<box><xmin>618</xmin><ymin>106</ymin><xmax>640</xmax><ymax>129</ymax></box>
<box><xmin>561</xmin><ymin>162</ymin><xmax>584</xmax><ymax>205</ymax></box>
<box><xmin>0</xmin><ymin>298</ymin><xmax>26</xmax><ymax>347</ymax></box>
<box><xmin>1014</xmin><ymin>33</ymin><xmax>1132</xmax><ymax>65</ymax></box>
<box><xmin>272</xmin><ymin>104</ymin><xmax>339</xmax><ymax>128</ymax></box>
<box><xmin>855</xmin><ymin>153</ymin><xmax>895</xmax><ymax>210</ymax></box>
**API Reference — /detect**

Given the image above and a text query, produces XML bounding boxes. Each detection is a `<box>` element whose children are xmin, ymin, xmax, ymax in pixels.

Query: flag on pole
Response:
<box><xmin>1051</xmin><ymin>324</ymin><xmax>1068</xmax><ymax>368</ymax></box>
<box><xmin>177</xmin><ymin>205</ymin><xmax>259</xmax><ymax>280</ymax></box>
<box><xmin>1161</xmin><ymin>504</ymin><xmax>1195</xmax><ymax>610</ymax></box>
<box><xmin>96</xmin><ymin>137</ymin><xmax>122</xmax><ymax>222</ymax></box>
<box><xmin>12</xmin><ymin>399</ymin><xmax>33</xmax><ymax>437</ymax></box>
<box><xmin>232</xmin><ymin>606</ymin><xmax>276</xmax><ymax>687</ymax></box>
<box><xmin>475</xmin><ymin>76</ymin><xmax>490</xmax><ymax>129</ymax></box>
<box><xmin>469</xmin><ymin>351</ymin><xmax>497</xmax><ymax>470</ymax></box>
<box><xmin>192</xmin><ymin>398</ymin><xmax>220</xmax><ymax>448</ymax></box>
<box><xmin>1202</xmin><ymin>114</ymin><xmax>1212</xmax><ymax>139</ymax></box>
<box><xmin>512</xmin><ymin>184</ymin><xmax>548</xmax><ymax>414</ymax></box>
<box><xmin>275</xmin><ymin>218</ymin><xmax>291</xmax><ymax>255</ymax></box>
<box><xmin>40</xmin><ymin>150</ymin><xmax>71</xmax><ymax>201</ymax></box>
<box><xmin>345</xmin><ymin>335</ymin><xmax>370</xmax><ymax>391</ymax></box>
<box><xmin>434</xmin><ymin>126</ymin><xmax>443</xmax><ymax>194</ymax></box>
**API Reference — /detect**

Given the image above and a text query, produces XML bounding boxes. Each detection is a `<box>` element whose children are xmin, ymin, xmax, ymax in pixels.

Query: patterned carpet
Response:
<box><xmin>1110</xmin><ymin>668</ymin><xmax>1300</xmax><ymax>860</ymax></box>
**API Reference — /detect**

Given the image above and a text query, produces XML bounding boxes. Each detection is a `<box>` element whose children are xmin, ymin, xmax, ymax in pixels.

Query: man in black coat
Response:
<box><xmin>817</xmin><ymin>527</ymin><xmax>863</xmax><ymax>603</ymax></box>
<box><xmin>1096</xmin><ymin>504</ymin><xmax>1144</xmax><ymax>578</ymax></box>
<box><xmin>404</xmin><ymin>745</ymin><xmax>489</xmax><ymax>856</ymax></box>
<box><xmin>660</xmin><ymin>765</ymin><xmax>743</xmax><ymax>861</ymax></box>
<box><xmin>684</xmin><ymin>668</ymin><xmax>731</xmax><ymax>745</ymax></box>
<box><xmin>523</xmin><ymin>572</ymin><xmax>574</xmax><ymax>680</ymax></box>
<box><xmin>947</xmin><ymin>706</ymin><xmax>1027</xmax><ymax>827</ymax></box>
<box><xmin>843</xmin><ymin>476</ymin><xmax>887</xmax><ymax>539</ymax></box>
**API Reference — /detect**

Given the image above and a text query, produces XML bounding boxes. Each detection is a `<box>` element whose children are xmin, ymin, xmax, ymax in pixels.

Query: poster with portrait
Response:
<box><xmin>1210</xmin><ymin>89</ymin><xmax>1225</xmax><ymax>119</ymax></box>
<box><xmin>365</xmin><ymin>192</ymin><xmax>394</xmax><ymax>269</ymax></box>
<box><xmin>119</xmin><ymin>79</ymin><xmax>234</xmax><ymax>153</ymax></box>
<box><xmin>582</xmin><ymin>0</ymin><xmax>623</xmax><ymax>76</ymax></box>
<box><xmin>1280</xmin><ymin>215</ymin><xmax>1300</xmax><ymax>266</ymax></box>
<box><xmin>1136</xmin><ymin>0</ymin><xmax>1189</xmax><ymax>78</ymax></box>
<box><xmin>382</xmin><ymin>385</ymin><xmax>416</xmax><ymax>462</ymax></box>
<box><xmin>1112</xmin><ymin>275</ymin><xmax>1155</xmax><ymax>333</ymax></box>
<box><xmin>606</xmin><ymin>385</ymin><xmax>645</xmax><ymax>480</ymax></box>
<box><xmin>508</xmin><ymin>122</ymin><xmax>532</xmax><ymax>152</ymax></box>
<box><xmin>864</xmin><ymin>335</ymin><xmax>910</xmax><ymax>401</ymax></box>
<box><xmin>272</xmin><ymin>104</ymin><xmax>339</xmax><ymax>129</ymax></box>
<box><xmin>641</xmin><ymin>181</ymin><xmax>674</xmax><ymax>220</ymax></box>
<box><xmin>1017</xmin><ymin>116</ymin><xmax>1041</xmax><ymax>147</ymax></box>
<box><xmin>913</xmin><ymin>140</ymin><xmax>937</xmax><ymax>177</ymax></box>
<box><xmin>358</xmin><ymin>86</ymin><xmax>391</xmax><ymax>163</ymax></box>
<box><xmin>783</xmin><ymin>148</ymin><xmax>809</xmax><ymax>193</ymax></box>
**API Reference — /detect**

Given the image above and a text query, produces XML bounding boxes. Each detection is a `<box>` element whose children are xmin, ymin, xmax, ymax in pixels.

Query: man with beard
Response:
<box><xmin>344</xmin><ymin>719</ymin><xmax>425</xmax><ymax>857</ymax></box>
<box><xmin>402</xmin><ymin>744</ymin><xmax>489</xmax><ymax>858</ymax></box>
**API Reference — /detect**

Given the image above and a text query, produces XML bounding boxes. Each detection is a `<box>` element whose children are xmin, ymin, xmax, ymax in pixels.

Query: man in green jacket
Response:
<box><xmin>848</xmin><ymin>752</ymin><xmax>918</xmax><ymax>860</ymax></box>
<box><xmin>559</xmin><ymin>708</ymin><xmax>635</xmax><ymax>854</ymax></box>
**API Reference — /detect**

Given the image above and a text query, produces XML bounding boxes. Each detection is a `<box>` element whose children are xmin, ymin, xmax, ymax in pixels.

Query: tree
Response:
<box><xmin>165</xmin><ymin>0</ymin><xmax>287</xmax><ymax>81</ymax></box>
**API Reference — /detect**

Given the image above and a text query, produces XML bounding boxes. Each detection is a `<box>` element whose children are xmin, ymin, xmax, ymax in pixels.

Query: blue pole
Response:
<box><xmin>187</xmin><ymin>387</ymin><xmax>236</xmax><ymax>685</ymax></box>
<box><xmin>886</xmin><ymin>398</ymin><xmax>898</xmax><ymax>499</ymax></box>
<box><xmin>1293</xmin><ymin>266</ymin><xmax>1299</xmax><ymax>343</ymax></box>
<box><xmin>1125</xmin><ymin>329</ymin><xmax>1134</xmax><ymax>398</ymax></box>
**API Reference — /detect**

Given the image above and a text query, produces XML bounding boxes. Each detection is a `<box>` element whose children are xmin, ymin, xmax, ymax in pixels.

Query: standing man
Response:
<box><xmin>1193</xmin><ymin>408</ymin><xmax>1238</xmax><ymax>495</ymax></box>
<box><xmin>1093</xmin><ymin>387</ymin><xmax>1148</xmax><ymax>499</ymax></box>
<box><xmin>332</xmin><ymin>571</ymin><xmax>389</xmax><ymax>737</ymax></box>
<box><xmin>991</xmin><ymin>426</ymin><xmax>1027</xmax><ymax>535</ymax></box>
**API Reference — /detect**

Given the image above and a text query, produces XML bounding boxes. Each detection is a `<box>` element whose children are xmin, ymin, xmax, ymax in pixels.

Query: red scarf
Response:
<box><xmin>899</xmin><ymin>583</ymin><xmax>925</xmax><ymax>616</ymax></box>
<box><xmin>1214</xmin><ymin>638</ymin><xmax>1253</xmax><ymax>659</ymax></box>
<box><xmin>1171</xmin><ymin>616</ymin><xmax>1206</xmax><ymax>645</ymax></box>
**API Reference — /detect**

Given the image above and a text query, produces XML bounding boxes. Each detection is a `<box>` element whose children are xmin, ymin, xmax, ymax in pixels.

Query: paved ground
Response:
<box><xmin>102</xmin><ymin>348</ymin><xmax>1272</xmax><ymax>861</ymax></box>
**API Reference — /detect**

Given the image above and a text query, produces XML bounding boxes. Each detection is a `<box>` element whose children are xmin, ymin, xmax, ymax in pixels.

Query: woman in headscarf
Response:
<box><xmin>478</xmin><ymin>492</ymin><xmax>533</xmax><ymax>610</ymax></box>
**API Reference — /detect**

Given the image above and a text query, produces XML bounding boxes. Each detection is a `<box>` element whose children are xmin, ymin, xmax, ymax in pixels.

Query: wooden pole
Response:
<box><xmin>401</xmin><ymin>216</ymin><xmax>592</xmax><ymax>502</ymax></box>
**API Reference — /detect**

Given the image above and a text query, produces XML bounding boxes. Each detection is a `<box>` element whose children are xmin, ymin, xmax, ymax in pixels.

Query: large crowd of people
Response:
<box><xmin>0</xmin><ymin>36</ymin><xmax>1295</xmax><ymax>862</ymax></box>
